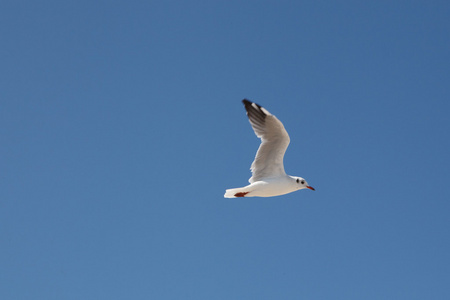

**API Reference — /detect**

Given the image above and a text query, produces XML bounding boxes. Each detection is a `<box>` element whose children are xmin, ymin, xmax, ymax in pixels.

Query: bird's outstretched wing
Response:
<box><xmin>242</xmin><ymin>99</ymin><xmax>290</xmax><ymax>183</ymax></box>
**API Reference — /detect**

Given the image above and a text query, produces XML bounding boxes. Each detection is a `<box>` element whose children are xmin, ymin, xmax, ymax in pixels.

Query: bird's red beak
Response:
<box><xmin>306</xmin><ymin>186</ymin><xmax>315</xmax><ymax>191</ymax></box>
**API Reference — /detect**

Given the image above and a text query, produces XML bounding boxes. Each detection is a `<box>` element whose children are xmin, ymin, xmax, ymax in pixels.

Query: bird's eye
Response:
<box><xmin>301</xmin><ymin>180</ymin><xmax>305</xmax><ymax>184</ymax></box>
<box><xmin>296</xmin><ymin>179</ymin><xmax>299</xmax><ymax>183</ymax></box>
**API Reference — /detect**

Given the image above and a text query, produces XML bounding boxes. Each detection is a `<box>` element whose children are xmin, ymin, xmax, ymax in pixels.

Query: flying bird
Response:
<box><xmin>224</xmin><ymin>99</ymin><xmax>315</xmax><ymax>198</ymax></box>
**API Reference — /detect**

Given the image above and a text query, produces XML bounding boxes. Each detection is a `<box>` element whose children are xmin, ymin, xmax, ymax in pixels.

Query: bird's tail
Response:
<box><xmin>224</xmin><ymin>187</ymin><xmax>251</xmax><ymax>198</ymax></box>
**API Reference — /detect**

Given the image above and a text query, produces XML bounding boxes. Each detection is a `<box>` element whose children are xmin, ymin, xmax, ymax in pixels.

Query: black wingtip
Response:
<box><xmin>241</xmin><ymin>98</ymin><xmax>267</xmax><ymax>125</ymax></box>
<box><xmin>242</xmin><ymin>99</ymin><xmax>258</xmax><ymax>112</ymax></box>
<box><xmin>242</xmin><ymin>99</ymin><xmax>262</xmax><ymax>109</ymax></box>
<box><xmin>242</xmin><ymin>99</ymin><xmax>251</xmax><ymax>105</ymax></box>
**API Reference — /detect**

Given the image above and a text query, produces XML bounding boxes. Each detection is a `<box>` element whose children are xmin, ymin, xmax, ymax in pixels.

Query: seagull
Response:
<box><xmin>224</xmin><ymin>99</ymin><xmax>315</xmax><ymax>198</ymax></box>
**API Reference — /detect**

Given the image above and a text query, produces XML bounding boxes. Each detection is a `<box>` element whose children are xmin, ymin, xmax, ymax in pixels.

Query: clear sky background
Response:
<box><xmin>1</xmin><ymin>1</ymin><xmax>449</xmax><ymax>299</ymax></box>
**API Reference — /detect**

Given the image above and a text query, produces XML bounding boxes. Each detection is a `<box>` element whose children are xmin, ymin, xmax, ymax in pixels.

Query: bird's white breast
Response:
<box><xmin>248</xmin><ymin>176</ymin><xmax>297</xmax><ymax>197</ymax></box>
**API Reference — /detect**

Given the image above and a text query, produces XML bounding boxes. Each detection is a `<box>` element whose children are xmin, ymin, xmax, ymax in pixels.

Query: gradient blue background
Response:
<box><xmin>1</xmin><ymin>1</ymin><xmax>449</xmax><ymax>299</ymax></box>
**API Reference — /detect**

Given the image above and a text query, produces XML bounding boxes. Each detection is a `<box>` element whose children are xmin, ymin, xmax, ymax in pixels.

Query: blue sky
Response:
<box><xmin>1</xmin><ymin>1</ymin><xmax>449</xmax><ymax>299</ymax></box>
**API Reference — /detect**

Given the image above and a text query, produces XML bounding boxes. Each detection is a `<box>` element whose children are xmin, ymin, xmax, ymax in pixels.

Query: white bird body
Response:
<box><xmin>224</xmin><ymin>99</ymin><xmax>314</xmax><ymax>198</ymax></box>
<box><xmin>225</xmin><ymin>175</ymin><xmax>301</xmax><ymax>198</ymax></box>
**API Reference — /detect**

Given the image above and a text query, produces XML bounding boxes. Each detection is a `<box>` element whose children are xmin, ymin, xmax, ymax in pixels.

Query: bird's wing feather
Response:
<box><xmin>242</xmin><ymin>99</ymin><xmax>290</xmax><ymax>183</ymax></box>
